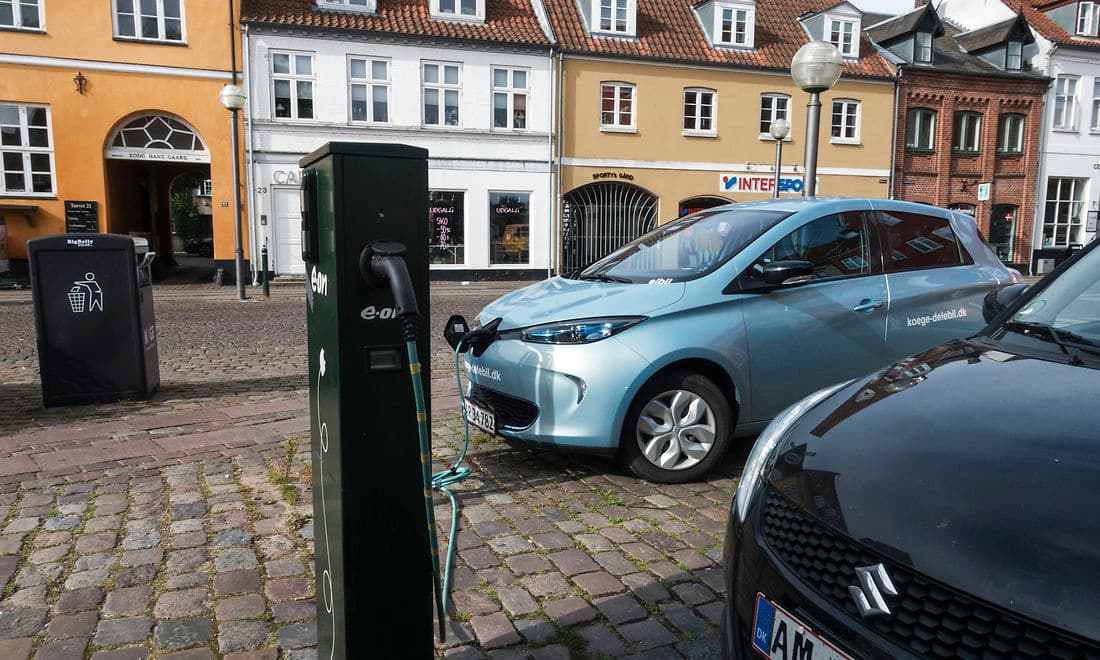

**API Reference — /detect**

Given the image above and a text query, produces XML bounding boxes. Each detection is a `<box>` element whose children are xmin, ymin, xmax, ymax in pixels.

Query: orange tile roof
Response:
<box><xmin>1010</xmin><ymin>0</ymin><xmax>1100</xmax><ymax>50</ymax></box>
<box><xmin>241</xmin><ymin>0</ymin><xmax>552</xmax><ymax>46</ymax></box>
<box><xmin>544</xmin><ymin>0</ymin><xmax>896</xmax><ymax>79</ymax></box>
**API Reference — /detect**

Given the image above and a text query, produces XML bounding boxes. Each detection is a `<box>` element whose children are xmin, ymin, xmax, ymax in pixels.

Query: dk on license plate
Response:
<box><xmin>464</xmin><ymin>399</ymin><xmax>496</xmax><ymax>435</ymax></box>
<box><xmin>752</xmin><ymin>593</ymin><xmax>851</xmax><ymax>660</ymax></box>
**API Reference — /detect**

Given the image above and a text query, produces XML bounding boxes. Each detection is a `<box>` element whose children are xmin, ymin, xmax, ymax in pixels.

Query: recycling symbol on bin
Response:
<box><xmin>68</xmin><ymin>272</ymin><xmax>104</xmax><ymax>313</ymax></box>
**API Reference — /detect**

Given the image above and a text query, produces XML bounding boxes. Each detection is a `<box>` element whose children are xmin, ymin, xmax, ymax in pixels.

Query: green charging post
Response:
<box><xmin>300</xmin><ymin>143</ymin><xmax>435</xmax><ymax>658</ymax></box>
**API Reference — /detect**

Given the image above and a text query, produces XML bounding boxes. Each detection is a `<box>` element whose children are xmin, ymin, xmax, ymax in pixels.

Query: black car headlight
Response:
<box><xmin>733</xmin><ymin>380</ymin><xmax>852</xmax><ymax>523</ymax></box>
<box><xmin>520</xmin><ymin>317</ymin><xmax>646</xmax><ymax>344</ymax></box>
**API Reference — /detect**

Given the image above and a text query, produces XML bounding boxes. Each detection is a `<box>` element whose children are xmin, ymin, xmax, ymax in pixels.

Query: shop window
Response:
<box><xmin>423</xmin><ymin>62</ymin><xmax>461</xmax><ymax>127</ymax></box>
<box><xmin>272</xmin><ymin>52</ymin><xmax>314</xmax><ymax>120</ymax></box>
<box><xmin>879</xmin><ymin>211</ymin><xmax>970</xmax><ymax>271</ymax></box>
<box><xmin>759</xmin><ymin>93</ymin><xmax>790</xmax><ymax>137</ymax></box>
<box><xmin>349</xmin><ymin>57</ymin><xmax>389</xmax><ymax>124</ymax></box>
<box><xmin>492</xmin><ymin>67</ymin><xmax>528</xmax><ymax>130</ymax></box>
<box><xmin>905</xmin><ymin>107</ymin><xmax>936</xmax><ymax>151</ymax></box>
<box><xmin>989</xmin><ymin>205</ymin><xmax>1017</xmax><ymax>262</ymax></box>
<box><xmin>600</xmin><ymin>82</ymin><xmax>635</xmax><ymax>131</ymax></box>
<box><xmin>1</xmin><ymin>0</ymin><xmax>42</xmax><ymax>29</ymax></box>
<box><xmin>997</xmin><ymin>113</ymin><xmax>1025</xmax><ymax>154</ymax></box>
<box><xmin>683</xmin><ymin>88</ymin><xmax>716</xmax><ymax>136</ymax></box>
<box><xmin>952</xmin><ymin>111</ymin><xmax>981</xmax><ymax>153</ymax></box>
<box><xmin>429</xmin><ymin>191</ymin><xmax>464</xmax><ymax>264</ymax></box>
<box><xmin>1043</xmin><ymin>178</ymin><xmax>1086</xmax><ymax>248</ymax></box>
<box><xmin>489</xmin><ymin>192</ymin><xmax>530</xmax><ymax>265</ymax></box>
<box><xmin>0</xmin><ymin>102</ymin><xmax>54</xmax><ymax>196</ymax></box>
<box><xmin>113</xmin><ymin>0</ymin><xmax>184</xmax><ymax>42</ymax></box>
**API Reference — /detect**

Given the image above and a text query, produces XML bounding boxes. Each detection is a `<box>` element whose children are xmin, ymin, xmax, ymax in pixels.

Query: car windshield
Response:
<box><xmin>575</xmin><ymin>207</ymin><xmax>794</xmax><ymax>283</ymax></box>
<box><xmin>1000</xmin><ymin>245</ymin><xmax>1100</xmax><ymax>357</ymax></box>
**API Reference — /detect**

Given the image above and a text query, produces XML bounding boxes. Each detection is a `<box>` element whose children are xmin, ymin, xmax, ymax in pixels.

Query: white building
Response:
<box><xmin>940</xmin><ymin>0</ymin><xmax>1100</xmax><ymax>271</ymax></box>
<box><xmin>241</xmin><ymin>0</ymin><xmax>555</xmax><ymax>278</ymax></box>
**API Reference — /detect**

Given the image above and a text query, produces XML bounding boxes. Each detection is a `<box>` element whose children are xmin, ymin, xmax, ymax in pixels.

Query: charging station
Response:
<box><xmin>300</xmin><ymin>143</ymin><xmax>433</xmax><ymax>658</ymax></box>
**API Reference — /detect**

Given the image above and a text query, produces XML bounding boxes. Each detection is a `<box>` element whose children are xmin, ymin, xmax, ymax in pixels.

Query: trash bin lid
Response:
<box><xmin>131</xmin><ymin>236</ymin><xmax>149</xmax><ymax>256</ymax></box>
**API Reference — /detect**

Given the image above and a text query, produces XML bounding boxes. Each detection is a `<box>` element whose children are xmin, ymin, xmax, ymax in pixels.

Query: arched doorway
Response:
<box><xmin>103</xmin><ymin>113</ymin><xmax>211</xmax><ymax>279</ymax></box>
<box><xmin>678</xmin><ymin>195</ymin><xmax>733</xmax><ymax>218</ymax></box>
<box><xmin>561</xmin><ymin>182</ymin><xmax>658</xmax><ymax>273</ymax></box>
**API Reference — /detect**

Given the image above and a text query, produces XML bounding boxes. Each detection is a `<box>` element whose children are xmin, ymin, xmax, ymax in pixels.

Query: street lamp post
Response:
<box><xmin>219</xmin><ymin>83</ymin><xmax>248</xmax><ymax>301</ymax></box>
<box><xmin>790</xmin><ymin>42</ymin><xmax>843</xmax><ymax>198</ymax></box>
<box><xmin>769</xmin><ymin>118</ymin><xmax>790</xmax><ymax>199</ymax></box>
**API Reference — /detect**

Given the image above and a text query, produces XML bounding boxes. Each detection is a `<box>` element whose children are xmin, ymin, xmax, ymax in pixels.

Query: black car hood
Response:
<box><xmin>769</xmin><ymin>340</ymin><xmax>1100</xmax><ymax>642</ymax></box>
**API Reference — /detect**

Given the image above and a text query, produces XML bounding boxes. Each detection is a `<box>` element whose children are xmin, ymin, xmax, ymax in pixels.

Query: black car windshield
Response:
<box><xmin>575</xmin><ymin>207</ymin><xmax>793</xmax><ymax>283</ymax></box>
<box><xmin>1000</xmin><ymin>246</ymin><xmax>1100</xmax><ymax>357</ymax></box>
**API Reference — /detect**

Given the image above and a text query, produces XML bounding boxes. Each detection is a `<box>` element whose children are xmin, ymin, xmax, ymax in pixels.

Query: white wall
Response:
<box><xmin>243</xmin><ymin>26</ymin><xmax>555</xmax><ymax>273</ymax></box>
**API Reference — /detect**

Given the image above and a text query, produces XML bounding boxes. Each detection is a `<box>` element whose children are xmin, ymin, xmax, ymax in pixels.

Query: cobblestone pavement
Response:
<box><xmin>0</xmin><ymin>281</ymin><xmax>748</xmax><ymax>659</ymax></box>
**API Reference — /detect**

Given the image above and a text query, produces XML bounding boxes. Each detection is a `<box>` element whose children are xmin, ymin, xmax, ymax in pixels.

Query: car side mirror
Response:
<box><xmin>763</xmin><ymin>260</ymin><xmax>815</xmax><ymax>286</ymax></box>
<box><xmin>983</xmin><ymin>283</ymin><xmax>1028</xmax><ymax>323</ymax></box>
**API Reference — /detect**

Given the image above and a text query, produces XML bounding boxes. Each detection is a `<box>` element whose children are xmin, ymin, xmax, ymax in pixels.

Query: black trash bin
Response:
<box><xmin>28</xmin><ymin>233</ymin><xmax>160</xmax><ymax>407</ymax></box>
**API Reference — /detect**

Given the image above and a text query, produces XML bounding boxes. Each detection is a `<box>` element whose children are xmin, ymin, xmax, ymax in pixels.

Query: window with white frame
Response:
<box><xmin>349</xmin><ymin>57</ymin><xmax>389</xmax><ymax>124</ymax></box>
<box><xmin>593</xmin><ymin>0</ymin><xmax>634</xmax><ymax>35</ymax></box>
<box><xmin>423</xmin><ymin>62</ymin><xmax>460</xmax><ymax>127</ymax></box>
<box><xmin>432</xmin><ymin>0</ymin><xmax>481</xmax><ymax>20</ymax></box>
<box><xmin>0</xmin><ymin>0</ymin><xmax>42</xmax><ymax>29</ymax></box>
<box><xmin>830</xmin><ymin>99</ymin><xmax>859</xmax><ymax>143</ymax></box>
<box><xmin>201</xmin><ymin>179</ymin><xmax>212</xmax><ymax>196</ymax></box>
<box><xmin>1054</xmin><ymin>75</ymin><xmax>1078</xmax><ymax>130</ymax></box>
<box><xmin>1077</xmin><ymin>1</ymin><xmax>1099</xmax><ymax>37</ymax></box>
<box><xmin>915</xmin><ymin>30</ymin><xmax>932</xmax><ymax>63</ymax></box>
<box><xmin>905</xmin><ymin>107</ymin><xmax>936</xmax><ymax>150</ymax></box>
<box><xmin>113</xmin><ymin>0</ymin><xmax>184</xmax><ymax>42</ymax></box>
<box><xmin>759</xmin><ymin>93</ymin><xmax>789</xmax><ymax>137</ymax></box>
<box><xmin>683</xmin><ymin>88</ymin><xmax>716</xmax><ymax>136</ymax></box>
<box><xmin>492</xmin><ymin>68</ymin><xmax>528</xmax><ymax>130</ymax></box>
<box><xmin>318</xmin><ymin>0</ymin><xmax>374</xmax><ymax>12</ymax></box>
<box><xmin>272</xmin><ymin>52</ymin><xmax>314</xmax><ymax>120</ymax></box>
<box><xmin>714</xmin><ymin>2</ymin><xmax>754</xmax><ymax>47</ymax></box>
<box><xmin>1092</xmin><ymin>80</ymin><xmax>1100</xmax><ymax>131</ymax></box>
<box><xmin>0</xmin><ymin>103</ymin><xmax>54</xmax><ymax>196</ymax></box>
<box><xmin>828</xmin><ymin>17</ymin><xmax>858</xmax><ymax>57</ymax></box>
<box><xmin>953</xmin><ymin>111</ymin><xmax>981</xmax><ymax>152</ymax></box>
<box><xmin>1043</xmin><ymin>177</ymin><xmax>1086</xmax><ymax>248</ymax></box>
<box><xmin>1005</xmin><ymin>39</ymin><xmax>1022</xmax><ymax>70</ymax></box>
<box><xmin>997</xmin><ymin>113</ymin><xmax>1025</xmax><ymax>154</ymax></box>
<box><xmin>600</xmin><ymin>82</ymin><xmax>635</xmax><ymax>130</ymax></box>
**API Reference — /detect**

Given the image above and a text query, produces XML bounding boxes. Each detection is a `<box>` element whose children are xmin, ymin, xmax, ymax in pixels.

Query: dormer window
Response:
<box><xmin>828</xmin><ymin>17</ymin><xmax>859</xmax><ymax>57</ymax></box>
<box><xmin>1077</xmin><ymin>2</ymin><xmax>1099</xmax><ymax>37</ymax></box>
<box><xmin>714</xmin><ymin>1</ymin><xmax>755</xmax><ymax>48</ymax></box>
<box><xmin>915</xmin><ymin>30</ymin><xmax>933</xmax><ymax>63</ymax></box>
<box><xmin>592</xmin><ymin>0</ymin><xmax>636</xmax><ymax>36</ymax></box>
<box><xmin>317</xmin><ymin>0</ymin><xmax>375</xmax><ymax>13</ymax></box>
<box><xmin>431</xmin><ymin>0</ymin><xmax>483</xmax><ymax>22</ymax></box>
<box><xmin>1006</xmin><ymin>39</ymin><xmax>1023</xmax><ymax>70</ymax></box>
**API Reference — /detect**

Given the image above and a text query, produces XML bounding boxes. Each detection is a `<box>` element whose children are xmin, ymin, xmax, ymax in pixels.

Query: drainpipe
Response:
<box><xmin>1031</xmin><ymin>43</ymin><xmax>1058</xmax><ymax>274</ymax></box>
<box><xmin>241</xmin><ymin>23</ymin><xmax>259</xmax><ymax>283</ymax></box>
<box><xmin>547</xmin><ymin>46</ymin><xmax>556</xmax><ymax>280</ymax></box>
<box><xmin>555</xmin><ymin>48</ymin><xmax>565</xmax><ymax>276</ymax></box>
<box><xmin>889</xmin><ymin>66</ymin><xmax>902</xmax><ymax>200</ymax></box>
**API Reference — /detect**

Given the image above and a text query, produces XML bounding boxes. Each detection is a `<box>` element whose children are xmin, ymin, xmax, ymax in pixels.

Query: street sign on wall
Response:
<box><xmin>64</xmin><ymin>201</ymin><xmax>99</xmax><ymax>233</ymax></box>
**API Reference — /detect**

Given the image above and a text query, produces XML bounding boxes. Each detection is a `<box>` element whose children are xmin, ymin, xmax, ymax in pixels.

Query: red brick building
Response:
<box><xmin>869</xmin><ymin>5</ymin><xmax>1049</xmax><ymax>267</ymax></box>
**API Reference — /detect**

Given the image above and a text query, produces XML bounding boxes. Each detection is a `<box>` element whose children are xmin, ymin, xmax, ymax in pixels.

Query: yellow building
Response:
<box><xmin>0</xmin><ymin>0</ymin><xmax>248</xmax><ymax>279</ymax></box>
<box><xmin>545</xmin><ymin>0</ymin><xmax>897</xmax><ymax>271</ymax></box>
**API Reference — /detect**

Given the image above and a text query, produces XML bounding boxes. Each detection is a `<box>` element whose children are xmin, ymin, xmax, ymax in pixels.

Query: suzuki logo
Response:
<box><xmin>848</xmin><ymin>564</ymin><xmax>897</xmax><ymax>617</ymax></box>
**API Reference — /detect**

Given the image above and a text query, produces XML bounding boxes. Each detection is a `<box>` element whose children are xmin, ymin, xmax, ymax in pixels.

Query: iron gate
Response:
<box><xmin>561</xmin><ymin>182</ymin><xmax>658</xmax><ymax>273</ymax></box>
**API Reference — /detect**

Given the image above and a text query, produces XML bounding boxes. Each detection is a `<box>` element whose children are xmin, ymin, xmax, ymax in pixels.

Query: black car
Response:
<box><xmin>184</xmin><ymin>236</ymin><xmax>214</xmax><ymax>257</ymax></box>
<box><xmin>722</xmin><ymin>240</ymin><xmax>1100</xmax><ymax>659</ymax></box>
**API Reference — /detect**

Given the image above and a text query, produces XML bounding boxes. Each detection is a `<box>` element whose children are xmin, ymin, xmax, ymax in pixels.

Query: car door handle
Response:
<box><xmin>853</xmin><ymin>299</ymin><xmax>884</xmax><ymax>312</ymax></box>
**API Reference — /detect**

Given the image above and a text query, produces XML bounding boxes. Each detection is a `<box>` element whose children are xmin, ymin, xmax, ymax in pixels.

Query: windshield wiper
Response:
<box><xmin>1001</xmin><ymin>320</ymin><xmax>1099</xmax><ymax>362</ymax></box>
<box><xmin>577</xmin><ymin>273</ymin><xmax>632</xmax><ymax>283</ymax></box>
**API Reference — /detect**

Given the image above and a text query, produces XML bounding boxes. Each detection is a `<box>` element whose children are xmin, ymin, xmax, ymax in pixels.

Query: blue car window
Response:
<box><xmin>749</xmin><ymin>212</ymin><xmax>872</xmax><ymax>281</ymax></box>
<box><xmin>879</xmin><ymin>211</ymin><xmax>972</xmax><ymax>271</ymax></box>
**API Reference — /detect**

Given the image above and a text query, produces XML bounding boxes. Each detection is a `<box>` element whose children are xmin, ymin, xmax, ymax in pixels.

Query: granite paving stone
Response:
<box><xmin>617</xmin><ymin>618</ymin><xmax>678</xmax><ymax>651</ymax></box>
<box><xmin>214</xmin><ymin>569</ymin><xmax>261</xmax><ymax>596</ymax></box>
<box><xmin>0</xmin><ymin>608</ymin><xmax>48</xmax><ymax>638</ymax></box>
<box><xmin>215</xmin><ymin>548</ymin><xmax>258</xmax><ymax>572</ymax></box>
<box><xmin>272</xmin><ymin>599</ymin><xmax>315</xmax><ymax>623</ymax></box>
<box><xmin>217</xmin><ymin>620</ymin><xmax>271</xmax><ymax>654</ymax></box>
<box><xmin>579</xmin><ymin>624</ymin><xmax>626</xmax><ymax>656</ymax></box>
<box><xmin>265</xmin><ymin>557</ymin><xmax>305</xmax><ymax>577</ymax></box>
<box><xmin>89</xmin><ymin>647</ymin><xmax>149</xmax><ymax>660</ymax></box>
<box><xmin>113</xmin><ymin>564</ymin><xmax>158</xmax><ymax>588</ymax></box>
<box><xmin>543</xmin><ymin>596</ymin><xmax>597</xmax><ymax>626</ymax></box>
<box><xmin>0</xmin><ymin>638</ymin><xmax>33</xmax><ymax>659</ymax></box>
<box><xmin>45</xmin><ymin>611</ymin><xmax>97</xmax><ymax>640</ymax></box>
<box><xmin>154</xmin><ymin>588</ymin><xmax>210</xmax><ymax>619</ymax></box>
<box><xmin>154</xmin><ymin>616</ymin><xmax>213</xmax><ymax>650</ymax></box>
<box><xmin>469</xmin><ymin>613</ymin><xmax>520</xmax><ymax>650</ymax></box>
<box><xmin>53</xmin><ymin>588</ymin><xmax>104</xmax><ymax>613</ymax></box>
<box><xmin>94</xmin><ymin>617</ymin><xmax>152</xmax><ymax>646</ymax></box>
<box><xmin>277</xmin><ymin>622</ymin><xmax>318</xmax><ymax>650</ymax></box>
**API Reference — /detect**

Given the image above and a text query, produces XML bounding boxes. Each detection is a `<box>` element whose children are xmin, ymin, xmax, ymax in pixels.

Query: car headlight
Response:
<box><xmin>733</xmin><ymin>380</ymin><xmax>852</xmax><ymax>523</ymax></box>
<box><xmin>520</xmin><ymin>317</ymin><xmax>645</xmax><ymax>344</ymax></box>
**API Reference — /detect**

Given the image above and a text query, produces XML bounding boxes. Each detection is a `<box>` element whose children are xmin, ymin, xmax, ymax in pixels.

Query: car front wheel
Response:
<box><xmin>620</xmin><ymin>371</ymin><xmax>732</xmax><ymax>483</ymax></box>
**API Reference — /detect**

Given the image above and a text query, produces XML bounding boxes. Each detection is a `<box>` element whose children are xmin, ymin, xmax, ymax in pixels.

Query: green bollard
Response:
<box><xmin>261</xmin><ymin>243</ymin><xmax>270</xmax><ymax>298</ymax></box>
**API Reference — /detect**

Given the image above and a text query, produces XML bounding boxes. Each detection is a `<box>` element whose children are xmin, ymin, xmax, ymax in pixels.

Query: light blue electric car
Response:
<box><xmin>461</xmin><ymin>198</ymin><xmax>1019</xmax><ymax>483</ymax></box>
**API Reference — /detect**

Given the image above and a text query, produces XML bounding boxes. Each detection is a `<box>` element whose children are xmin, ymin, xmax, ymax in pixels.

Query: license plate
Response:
<box><xmin>464</xmin><ymin>399</ymin><xmax>496</xmax><ymax>435</ymax></box>
<box><xmin>752</xmin><ymin>593</ymin><xmax>851</xmax><ymax>660</ymax></box>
